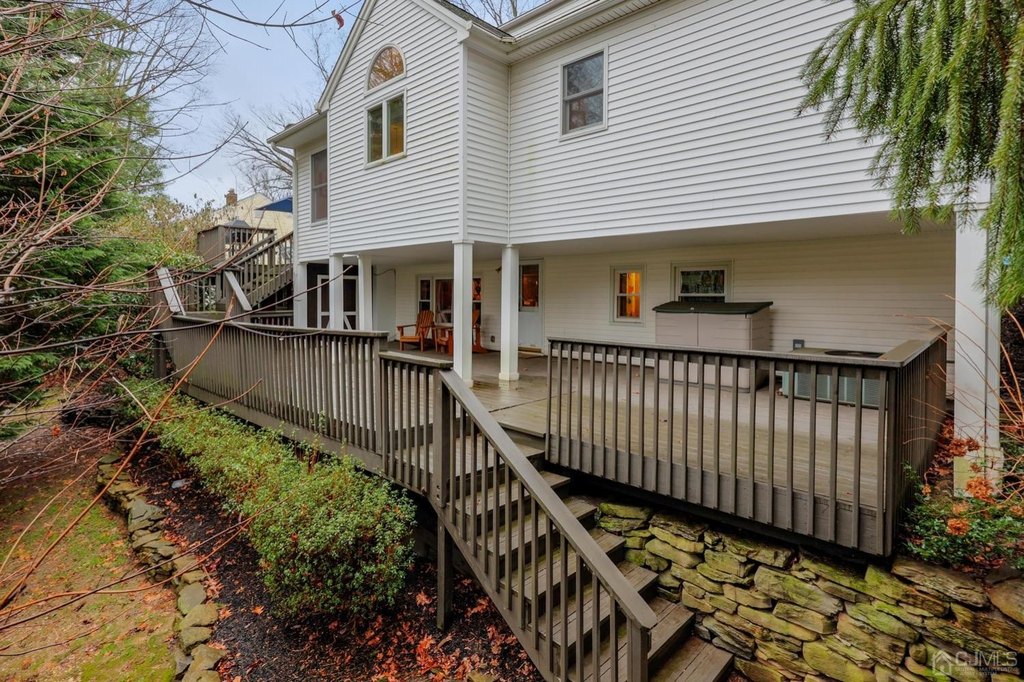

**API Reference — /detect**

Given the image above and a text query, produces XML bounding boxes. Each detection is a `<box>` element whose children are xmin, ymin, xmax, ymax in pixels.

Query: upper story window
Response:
<box><xmin>562</xmin><ymin>51</ymin><xmax>605</xmax><ymax>134</ymax></box>
<box><xmin>676</xmin><ymin>265</ymin><xmax>728</xmax><ymax>303</ymax></box>
<box><xmin>367</xmin><ymin>94</ymin><xmax>405</xmax><ymax>163</ymax></box>
<box><xmin>310</xmin><ymin>149</ymin><xmax>327</xmax><ymax>223</ymax></box>
<box><xmin>368</xmin><ymin>46</ymin><xmax>405</xmax><ymax>90</ymax></box>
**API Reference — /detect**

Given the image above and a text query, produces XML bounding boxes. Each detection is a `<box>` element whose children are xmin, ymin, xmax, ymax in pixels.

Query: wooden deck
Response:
<box><xmin>404</xmin><ymin>350</ymin><xmax>885</xmax><ymax>508</ymax></box>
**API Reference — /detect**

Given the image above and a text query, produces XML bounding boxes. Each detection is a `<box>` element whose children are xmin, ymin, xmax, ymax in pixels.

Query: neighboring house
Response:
<box><xmin>210</xmin><ymin>189</ymin><xmax>293</xmax><ymax>239</ymax></box>
<box><xmin>268</xmin><ymin>0</ymin><xmax>998</xmax><ymax>461</ymax></box>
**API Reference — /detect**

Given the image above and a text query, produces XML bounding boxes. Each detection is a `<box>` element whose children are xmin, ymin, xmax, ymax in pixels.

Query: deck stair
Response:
<box><xmin>155</xmin><ymin>314</ymin><xmax>738</xmax><ymax>682</ymax></box>
<box><xmin>383</xmin><ymin>360</ymin><xmax>734</xmax><ymax>682</ymax></box>
<box><xmin>231</xmin><ymin>232</ymin><xmax>293</xmax><ymax>308</ymax></box>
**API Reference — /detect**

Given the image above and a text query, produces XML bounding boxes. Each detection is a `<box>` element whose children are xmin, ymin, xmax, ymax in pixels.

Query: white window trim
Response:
<box><xmin>610</xmin><ymin>265</ymin><xmax>644</xmax><ymax>324</ymax></box>
<box><xmin>365</xmin><ymin>44</ymin><xmax>407</xmax><ymax>94</ymax></box>
<box><xmin>365</xmin><ymin>89</ymin><xmax>408</xmax><ymax>168</ymax></box>
<box><xmin>559</xmin><ymin>45</ymin><xmax>609</xmax><ymax>141</ymax></box>
<box><xmin>671</xmin><ymin>261</ymin><xmax>733</xmax><ymax>302</ymax></box>
<box><xmin>310</xmin><ymin>148</ymin><xmax>328</xmax><ymax>225</ymax></box>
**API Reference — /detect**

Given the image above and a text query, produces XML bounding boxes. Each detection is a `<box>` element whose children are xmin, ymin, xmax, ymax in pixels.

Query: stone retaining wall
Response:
<box><xmin>96</xmin><ymin>453</ymin><xmax>224</xmax><ymax>682</ymax></box>
<box><xmin>597</xmin><ymin>502</ymin><xmax>1024</xmax><ymax>682</ymax></box>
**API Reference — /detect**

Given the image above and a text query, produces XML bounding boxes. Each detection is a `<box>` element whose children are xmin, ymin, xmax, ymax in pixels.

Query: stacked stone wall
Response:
<box><xmin>597</xmin><ymin>502</ymin><xmax>1024</xmax><ymax>681</ymax></box>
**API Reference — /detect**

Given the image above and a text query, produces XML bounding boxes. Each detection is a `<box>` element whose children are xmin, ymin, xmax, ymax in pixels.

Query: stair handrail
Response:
<box><xmin>437</xmin><ymin>369</ymin><xmax>658</xmax><ymax>633</ymax></box>
<box><xmin>231</xmin><ymin>231</ymin><xmax>293</xmax><ymax>269</ymax></box>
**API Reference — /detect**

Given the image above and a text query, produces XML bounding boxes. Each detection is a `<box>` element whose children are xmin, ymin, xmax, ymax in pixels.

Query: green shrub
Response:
<box><xmin>902</xmin><ymin>423</ymin><xmax>1024</xmax><ymax>572</ymax></box>
<box><xmin>905</xmin><ymin>489</ymin><xmax>1024</xmax><ymax>571</ymax></box>
<box><xmin>247</xmin><ymin>459</ymin><xmax>414</xmax><ymax>616</ymax></box>
<box><xmin>114</xmin><ymin>379</ymin><xmax>415</xmax><ymax>617</ymax></box>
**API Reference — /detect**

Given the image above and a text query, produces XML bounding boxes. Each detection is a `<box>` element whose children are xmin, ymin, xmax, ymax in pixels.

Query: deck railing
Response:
<box><xmin>375</xmin><ymin>351</ymin><xmax>661</xmax><ymax>679</ymax></box>
<box><xmin>233</xmin><ymin>232</ymin><xmax>294</xmax><ymax>305</ymax></box>
<box><xmin>546</xmin><ymin>334</ymin><xmax>947</xmax><ymax>556</ymax></box>
<box><xmin>162</xmin><ymin>316</ymin><xmax>386</xmax><ymax>457</ymax></box>
<box><xmin>379</xmin><ymin>351</ymin><xmax>448</xmax><ymax>496</ymax></box>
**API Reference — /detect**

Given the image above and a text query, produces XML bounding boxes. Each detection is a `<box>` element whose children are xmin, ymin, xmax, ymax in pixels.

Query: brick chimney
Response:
<box><xmin>225</xmin><ymin>188</ymin><xmax>238</xmax><ymax>206</ymax></box>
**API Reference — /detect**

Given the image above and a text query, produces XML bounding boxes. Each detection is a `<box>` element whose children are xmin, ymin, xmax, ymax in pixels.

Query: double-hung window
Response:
<box><xmin>367</xmin><ymin>95</ymin><xmax>404</xmax><ymax>163</ymax></box>
<box><xmin>310</xmin><ymin>149</ymin><xmax>327</xmax><ymax>223</ymax></box>
<box><xmin>562</xmin><ymin>51</ymin><xmax>605</xmax><ymax>134</ymax></box>
<box><xmin>613</xmin><ymin>268</ymin><xmax>642</xmax><ymax>321</ymax></box>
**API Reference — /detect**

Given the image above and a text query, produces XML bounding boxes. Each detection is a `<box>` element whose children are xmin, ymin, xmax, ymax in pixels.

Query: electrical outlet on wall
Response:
<box><xmin>793</xmin><ymin>339</ymin><xmax>805</xmax><ymax>349</ymax></box>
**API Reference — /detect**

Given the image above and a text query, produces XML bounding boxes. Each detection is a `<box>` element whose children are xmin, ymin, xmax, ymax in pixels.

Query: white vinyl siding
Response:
<box><xmin>326</xmin><ymin>0</ymin><xmax>462</xmax><ymax>252</ymax></box>
<box><xmin>293</xmin><ymin>144</ymin><xmax>329</xmax><ymax>261</ymax></box>
<box><xmin>507</xmin><ymin>0</ymin><xmax>886</xmax><ymax>243</ymax></box>
<box><xmin>464</xmin><ymin>49</ymin><xmax>510</xmax><ymax>243</ymax></box>
<box><xmin>542</xmin><ymin>229</ymin><xmax>955</xmax><ymax>356</ymax></box>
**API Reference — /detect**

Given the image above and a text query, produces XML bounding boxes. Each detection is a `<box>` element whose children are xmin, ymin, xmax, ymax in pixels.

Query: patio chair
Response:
<box><xmin>397</xmin><ymin>310</ymin><xmax>434</xmax><ymax>351</ymax></box>
<box><xmin>472</xmin><ymin>307</ymin><xmax>486</xmax><ymax>353</ymax></box>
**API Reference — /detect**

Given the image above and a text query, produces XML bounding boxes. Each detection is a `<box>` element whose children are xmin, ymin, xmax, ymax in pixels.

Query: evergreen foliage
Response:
<box><xmin>801</xmin><ymin>0</ymin><xmax>1024</xmax><ymax>307</ymax></box>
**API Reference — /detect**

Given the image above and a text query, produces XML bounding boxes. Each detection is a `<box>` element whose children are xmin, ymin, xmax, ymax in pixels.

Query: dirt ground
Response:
<box><xmin>0</xmin><ymin>425</ymin><xmax>178</xmax><ymax>681</ymax></box>
<box><xmin>134</xmin><ymin>446</ymin><xmax>543</xmax><ymax>682</ymax></box>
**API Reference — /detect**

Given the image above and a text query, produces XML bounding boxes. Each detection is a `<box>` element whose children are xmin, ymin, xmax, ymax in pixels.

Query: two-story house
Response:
<box><xmin>269</xmin><ymin>0</ymin><xmax>1000</xmax><ymax>473</ymax></box>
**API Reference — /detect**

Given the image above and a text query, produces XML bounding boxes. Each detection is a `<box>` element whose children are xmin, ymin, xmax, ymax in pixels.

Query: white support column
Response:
<box><xmin>293</xmin><ymin>260</ymin><xmax>307</xmax><ymax>328</ymax></box>
<box><xmin>453</xmin><ymin>241</ymin><xmax>474</xmax><ymax>384</ymax></box>
<box><xmin>327</xmin><ymin>253</ymin><xmax>345</xmax><ymax>331</ymax></box>
<box><xmin>356</xmin><ymin>254</ymin><xmax>374</xmax><ymax>331</ymax></box>
<box><xmin>500</xmin><ymin>245</ymin><xmax>520</xmax><ymax>382</ymax></box>
<box><xmin>953</xmin><ymin>208</ymin><xmax>1002</xmax><ymax>488</ymax></box>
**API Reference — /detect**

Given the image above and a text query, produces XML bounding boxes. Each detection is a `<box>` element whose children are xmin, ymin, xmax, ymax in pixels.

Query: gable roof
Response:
<box><xmin>316</xmin><ymin>0</ymin><xmax>508</xmax><ymax>112</ymax></box>
<box><xmin>430</xmin><ymin>0</ymin><xmax>510</xmax><ymax>38</ymax></box>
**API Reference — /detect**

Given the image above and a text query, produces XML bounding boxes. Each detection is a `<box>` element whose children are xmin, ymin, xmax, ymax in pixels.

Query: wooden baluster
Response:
<box><xmin>612</xmin><ymin>346</ymin><xmax>620</xmax><ymax>483</ymax></box>
<box><xmin>625</xmin><ymin>347</ymin><xmax>633</xmax><ymax>486</ymax></box>
<box><xmin>667</xmin><ymin>351</ymin><xmax>676</xmax><ymax>500</ymax></box>
<box><xmin>731</xmin><ymin>357</ymin><xmax>739</xmax><ymax>514</ymax></box>
<box><xmin>851</xmin><ymin>367</ymin><xmax>864</xmax><ymax>549</ymax></box>
<box><xmin>786</xmin><ymin>361</ymin><xmax>795</xmax><ymax>530</ymax></box>
<box><xmin>589</xmin><ymin>344</ymin><xmax>596</xmax><ymax>476</ymax></box>
<box><xmin>829</xmin><ymin>365</ymin><xmax>840</xmax><ymax>543</ymax></box>
<box><xmin>639</xmin><ymin>347</ymin><xmax>647</xmax><ymax>490</ymax></box>
<box><xmin>807</xmin><ymin>363</ymin><xmax>817</xmax><ymax>537</ymax></box>
<box><xmin>559</xmin><ymin>533</ymin><xmax>569</xmax><ymax>682</ymax></box>
<box><xmin>713</xmin><ymin>355</ymin><xmax>721</xmax><ymax>509</ymax></box>
<box><xmin>628</xmin><ymin>620</ymin><xmax>648</xmax><ymax>682</ymax></box>
<box><xmin>696</xmin><ymin>353</ymin><xmax>705</xmax><ymax>506</ymax></box>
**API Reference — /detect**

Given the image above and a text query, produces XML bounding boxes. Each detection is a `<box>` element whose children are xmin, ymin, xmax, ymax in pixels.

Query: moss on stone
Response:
<box><xmin>753</xmin><ymin>567</ymin><xmax>842</xmax><ymax>616</ymax></box>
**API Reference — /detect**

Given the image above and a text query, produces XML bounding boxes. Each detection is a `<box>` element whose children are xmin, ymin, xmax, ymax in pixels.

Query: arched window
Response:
<box><xmin>368</xmin><ymin>46</ymin><xmax>404</xmax><ymax>89</ymax></box>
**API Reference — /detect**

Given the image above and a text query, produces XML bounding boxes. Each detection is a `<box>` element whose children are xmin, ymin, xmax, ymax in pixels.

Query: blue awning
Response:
<box><xmin>257</xmin><ymin>197</ymin><xmax>293</xmax><ymax>213</ymax></box>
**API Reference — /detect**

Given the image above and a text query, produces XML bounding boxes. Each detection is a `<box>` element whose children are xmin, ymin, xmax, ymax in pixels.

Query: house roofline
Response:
<box><xmin>316</xmin><ymin>0</ymin><xmax>496</xmax><ymax>113</ymax></box>
<box><xmin>499</xmin><ymin>0</ymin><xmax>578</xmax><ymax>31</ymax></box>
<box><xmin>267</xmin><ymin>111</ymin><xmax>327</xmax><ymax>148</ymax></box>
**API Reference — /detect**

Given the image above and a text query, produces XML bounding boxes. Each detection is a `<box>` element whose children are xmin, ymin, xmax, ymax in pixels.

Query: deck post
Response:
<box><xmin>499</xmin><ymin>245</ymin><xmax>520</xmax><ymax>382</ymax></box>
<box><xmin>453</xmin><ymin>240</ymin><xmax>474</xmax><ymax>385</ymax></box>
<box><xmin>293</xmin><ymin>260</ymin><xmax>307</xmax><ymax>328</ymax></box>
<box><xmin>437</xmin><ymin>515</ymin><xmax>454</xmax><ymax>630</ymax></box>
<box><xmin>953</xmin><ymin>207</ymin><xmax>1002</xmax><ymax>489</ymax></box>
<box><xmin>356</xmin><ymin>254</ymin><xmax>374</xmax><ymax>331</ymax></box>
<box><xmin>327</xmin><ymin>253</ymin><xmax>346</xmax><ymax>330</ymax></box>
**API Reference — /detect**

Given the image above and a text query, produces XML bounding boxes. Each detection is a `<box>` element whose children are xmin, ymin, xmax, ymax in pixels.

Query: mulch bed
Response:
<box><xmin>132</xmin><ymin>447</ymin><xmax>543</xmax><ymax>682</ymax></box>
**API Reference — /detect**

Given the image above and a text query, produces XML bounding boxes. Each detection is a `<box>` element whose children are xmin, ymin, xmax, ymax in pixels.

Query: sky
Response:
<box><xmin>162</xmin><ymin>1</ymin><xmax>356</xmax><ymax>207</ymax></box>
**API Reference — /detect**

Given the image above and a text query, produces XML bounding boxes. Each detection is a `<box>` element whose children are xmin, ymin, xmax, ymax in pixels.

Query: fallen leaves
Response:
<box><xmin>465</xmin><ymin>597</ymin><xmax>490</xmax><ymax>617</ymax></box>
